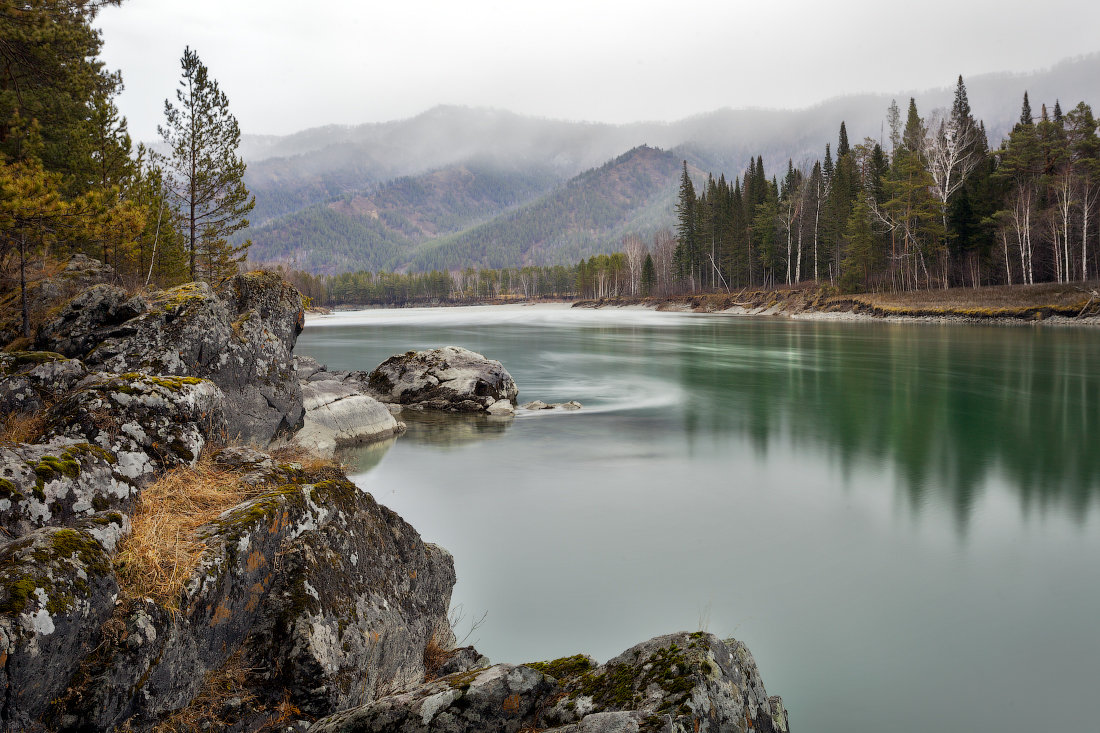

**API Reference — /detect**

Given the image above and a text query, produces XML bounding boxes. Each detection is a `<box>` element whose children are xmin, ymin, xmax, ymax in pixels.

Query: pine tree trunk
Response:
<box><xmin>20</xmin><ymin>233</ymin><xmax>30</xmax><ymax>339</ymax></box>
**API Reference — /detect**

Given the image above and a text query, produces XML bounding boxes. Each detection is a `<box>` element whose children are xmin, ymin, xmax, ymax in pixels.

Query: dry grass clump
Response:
<box><xmin>0</xmin><ymin>409</ymin><xmax>47</xmax><ymax>446</ymax></box>
<box><xmin>269</xmin><ymin>442</ymin><xmax>344</xmax><ymax>476</ymax></box>
<box><xmin>115</xmin><ymin>453</ymin><xmax>264</xmax><ymax>608</ymax></box>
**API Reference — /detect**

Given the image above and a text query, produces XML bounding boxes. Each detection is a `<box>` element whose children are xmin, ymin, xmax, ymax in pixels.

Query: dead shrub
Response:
<box><xmin>423</xmin><ymin>632</ymin><xmax>453</xmax><ymax>681</ymax></box>
<box><xmin>115</xmin><ymin>452</ymin><xmax>265</xmax><ymax>608</ymax></box>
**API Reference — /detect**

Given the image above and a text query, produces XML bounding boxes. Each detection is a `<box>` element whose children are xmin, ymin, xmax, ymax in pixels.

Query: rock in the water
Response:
<box><xmin>485</xmin><ymin>399</ymin><xmax>515</xmax><ymax>416</ymax></box>
<box><xmin>0</xmin><ymin>523</ymin><xmax>119</xmax><ymax>731</ymax></box>
<box><xmin>521</xmin><ymin>400</ymin><xmax>582</xmax><ymax>411</ymax></box>
<box><xmin>308</xmin><ymin>631</ymin><xmax>789</xmax><ymax>733</ymax></box>
<box><xmin>292</xmin><ymin>378</ymin><xmax>401</xmax><ymax>458</ymax></box>
<box><xmin>367</xmin><ymin>346</ymin><xmax>518</xmax><ymax>413</ymax></box>
<box><xmin>37</xmin><ymin>272</ymin><xmax>305</xmax><ymax>445</ymax></box>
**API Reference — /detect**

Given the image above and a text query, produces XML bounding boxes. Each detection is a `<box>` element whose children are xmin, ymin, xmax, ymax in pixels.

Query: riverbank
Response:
<box><xmin>573</xmin><ymin>281</ymin><xmax>1100</xmax><ymax>326</ymax></box>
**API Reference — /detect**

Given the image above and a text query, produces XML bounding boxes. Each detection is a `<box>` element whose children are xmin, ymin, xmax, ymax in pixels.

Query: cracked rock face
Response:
<box><xmin>0</xmin><ymin>351</ymin><xmax>88</xmax><ymax>415</ymax></box>
<box><xmin>309</xmin><ymin>632</ymin><xmax>789</xmax><ymax>733</ymax></box>
<box><xmin>37</xmin><ymin>271</ymin><xmax>305</xmax><ymax>445</ymax></box>
<box><xmin>0</xmin><ymin>255</ymin><xmax>116</xmax><ymax>349</ymax></box>
<box><xmin>367</xmin><ymin>346</ymin><xmax>519</xmax><ymax>413</ymax></box>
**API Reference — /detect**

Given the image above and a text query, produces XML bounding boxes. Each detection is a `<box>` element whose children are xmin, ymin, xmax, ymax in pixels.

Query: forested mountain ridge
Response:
<box><xmin>239</xmin><ymin>55</ymin><xmax>1100</xmax><ymax>275</ymax></box>
<box><xmin>406</xmin><ymin>145</ymin><xmax>693</xmax><ymax>270</ymax></box>
<box><xmin>245</xmin><ymin>161</ymin><xmax>562</xmax><ymax>273</ymax></box>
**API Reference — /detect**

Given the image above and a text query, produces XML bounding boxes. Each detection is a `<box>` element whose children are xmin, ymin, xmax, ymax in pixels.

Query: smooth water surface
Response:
<box><xmin>297</xmin><ymin>305</ymin><xmax>1100</xmax><ymax>733</ymax></box>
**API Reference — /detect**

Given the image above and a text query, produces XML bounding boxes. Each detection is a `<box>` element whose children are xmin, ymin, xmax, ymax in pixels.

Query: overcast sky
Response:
<box><xmin>98</xmin><ymin>0</ymin><xmax>1100</xmax><ymax>142</ymax></box>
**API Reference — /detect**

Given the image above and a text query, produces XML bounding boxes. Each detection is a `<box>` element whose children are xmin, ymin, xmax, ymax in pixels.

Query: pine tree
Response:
<box><xmin>0</xmin><ymin>0</ymin><xmax>124</xmax><ymax>187</ymax></box>
<box><xmin>902</xmin><ymin>98</ymin><xmax>924</xmax><ymax>152</ymax></box>
<box><xmin>838</xmin><ymin>122</ymin><xmax>850</xmax><ymax>158</ymax></box>
<box><xmin>951</xmin><ymin>76</ymin><xmax>971</xmax><ymax>123</ymax></box>
<box><xmin>887</xmin><ymin>100</ymin><xmax>902</xmax><ymax>153</ymax></box>
<box><xmin>1066</xmin><ymin>102</ymin><xmax>1100</xmax><ymax>280</ymax></box>
<box><xmin>640</xmin><ymin>253</ymin><xmax>656</xmax><ymax>296</ymax></box>
<box><xmin>1019</xmin><ymin>92</ymin><xmax>1033</xmax><ymax>127</ymax></box>
<box><xmin>159</xmin><ymin>47</ymin><xmax>255</xmax><ymax>282</ymax></box>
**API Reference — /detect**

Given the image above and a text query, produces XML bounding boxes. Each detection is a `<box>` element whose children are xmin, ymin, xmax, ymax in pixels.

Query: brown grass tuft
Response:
<box><xmin>115</xmin><ymin>453</ymin><xmax>265</xmax><ymax>608</ymax></box>
<box><xmin>269</xmin><ymin>443</ymin><xmax>344</xmax><ymax>477</ymax></box>
<box><xmin>0</xmin><ymin>409</ymin><xmax>47</xmax><ymax>446</ymax></box>
<box><xmin>423</xmin><ymin>632</ymin><xmax>453</xmax><ymax>681</ymax></box>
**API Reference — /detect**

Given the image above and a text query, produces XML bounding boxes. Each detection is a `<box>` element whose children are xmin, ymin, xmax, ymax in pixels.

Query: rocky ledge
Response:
<box><xmin>312</xmin><ymin>632</ymin><xmax>788</xmax><ymax>733</ymax></box>
<box><xmin>1</xmin><ymin>266</ymin><xmax>788</xmax><ymax>731</ymax></box>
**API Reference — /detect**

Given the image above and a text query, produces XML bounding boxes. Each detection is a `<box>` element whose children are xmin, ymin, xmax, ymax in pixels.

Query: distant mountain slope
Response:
<box><xmin>406</xmin><ymin>146</ymin><xmax>693</xmax><ymax>271</ymax></box>
<box><xmin>239</xmin><ymin>53</ymin><xmax>1100</xmax><ymax>273</ymax></box>
<box><xmin>241</xmin><ymin>54</ymin><xmax>1100</xmax><ymax>200</ymax></box>
<box><xmin>246</xmin><ymin>160</ymin><xmax>560</xmax><ymax>273</ymax></box>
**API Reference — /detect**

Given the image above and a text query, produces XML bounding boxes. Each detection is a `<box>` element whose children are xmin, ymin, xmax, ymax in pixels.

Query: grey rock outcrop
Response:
<box><xmin>367</xmin><ymin>346</ymin><xmax>518</xmax><ymax>413</ymax></box>
<box><xmin>43</xmin><ymin>371</ymin><xmax>227</xmax><ymax>486</ymax></box>
<box><xmin>0</xmin><ymin>351</ymin><xmax>88</xmax><ymax>415</ymax></box>
<box><xmin>0</xmin><ymin>439</ymin><xmax>131</xmax><ymax>541</ymax></box>
<box><xmin>0</xmin><ymin>255</ymin><xmax>116</xmax><ymax>348</ymax></box>
<box><xmin>309</xmin><ymin>632</ymin><xmax>789</xmax><ymax>733</ymax></box>
<box><xmin>37</xmin><ymin>271</ymin><xmax>306</xmax><ymax>445</ymax></box>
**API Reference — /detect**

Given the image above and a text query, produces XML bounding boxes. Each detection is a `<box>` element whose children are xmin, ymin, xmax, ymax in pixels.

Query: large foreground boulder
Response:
<box><xmin>37</xmin><ymin>272</ymin><xmax>305</xmax><ymax>445</ymax></box>
<box><xmin>1</xmin><ymin>361</ymin><xmax>227</xmax><ymax>539</ymax></box>
<box><xmin>367</xmin><ymin>346</ymin><xmax>518</xmax><ymax>413</ymax></box>
<box><xmin>309</xmin><ymin>631</ymin><xmax>789</xmax><ymax>733</ymax></box>
<box><xmin>48</xmin><ymin>455</ymin><xmax>455</xmax><ymax>730</ymax></box>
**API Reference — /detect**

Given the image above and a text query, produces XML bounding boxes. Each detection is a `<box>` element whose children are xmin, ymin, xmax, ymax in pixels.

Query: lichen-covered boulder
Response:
<box><xmin>292</xmin><ymin>379</ymin><xmax>402</xmax><ymax>457</ymax></box>
<box><xmin>0</xmin><ymin>351</ymin><xmax>88</xmax><ymax>416</ymax></box>
<box><xmin>0</xmin><ymin>439</ymin><xmax>131</xmax><ymax>541</ymax></box>
<box><xmin>243</xmin><ymin>475</ymin><xmax>455</xmax><ymax>718</ymax></box>
<box><xmin>367</xmin><ymin>346</ymin><xmax>518</xmax><ymax>413</ymax></box>
<box><xmin>0</xmin><ymin>524</ymin><xmax>119</xmax><ymax>731</ymax></box>
<box><xmin>37</xmin><ymin>272</ymin><xmax>306</xmax><ymax>445</ymax></box>
<box><xmin>57</xmin><ymin>461</ymin><xmax>456</xmax><ymax>729</ymax></box>
<box><xmin>41</xmin><ymin>372</ymin><xmax>227</xmax><ymax>487</ymax></box>
<box><xmin>308</xmin><ymin>632</ymin><xmax>789</xmax><ymax>733</ymax></box>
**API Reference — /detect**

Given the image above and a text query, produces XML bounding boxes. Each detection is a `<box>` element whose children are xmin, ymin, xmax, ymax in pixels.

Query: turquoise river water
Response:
<box><xmin>296</xmin><ymin>304</ymin><xmax>1100</xmax><ymax>733</ymax></box>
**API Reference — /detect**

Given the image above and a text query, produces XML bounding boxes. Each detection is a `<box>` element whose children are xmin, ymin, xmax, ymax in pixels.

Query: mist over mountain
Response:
<box><xmin>242</xmin><ymin>53</ymin><xmax>1100</xmax><ymax>274</ymax></box>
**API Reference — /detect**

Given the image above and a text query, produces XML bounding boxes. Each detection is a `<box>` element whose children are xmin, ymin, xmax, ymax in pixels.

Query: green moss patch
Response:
<box><xmin>525</xmin><ymin>654</ymin><xmax>594</xmax><ymax>681</ymax></box>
